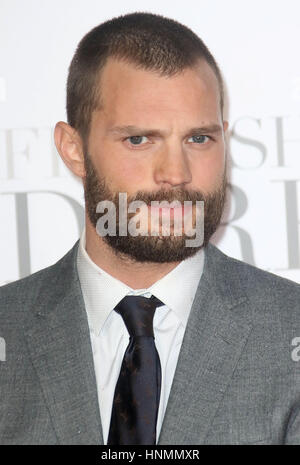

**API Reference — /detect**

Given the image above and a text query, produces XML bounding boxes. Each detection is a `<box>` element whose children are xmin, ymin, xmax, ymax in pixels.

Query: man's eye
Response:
<box><xmin>188</xmin><ymin>135</ymin><xmax>210</xmax><ymax>144</ymax></box>
<box><xmin>126</xmin><ymin>135</ymin><xmax>149</xmax><ymax>145</ymax></box>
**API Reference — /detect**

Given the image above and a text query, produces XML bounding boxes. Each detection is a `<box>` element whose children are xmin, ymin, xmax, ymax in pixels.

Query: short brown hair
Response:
<box><xmin>66</xmin><ymin>12</ymin><xmax>224</xmax><ymax>143</ymax></box>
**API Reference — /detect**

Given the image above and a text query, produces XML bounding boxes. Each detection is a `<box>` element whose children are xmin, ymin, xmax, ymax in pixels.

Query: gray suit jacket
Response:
<box><xmin>0</xmin><ymin>240</ymin><xmax>300</xmax><ymax>445</ymax></box>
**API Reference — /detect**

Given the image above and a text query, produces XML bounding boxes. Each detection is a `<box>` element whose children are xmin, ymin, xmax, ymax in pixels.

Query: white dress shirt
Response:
<box><xmin>76</xmin><ymin>228</ymin><xmax>204</xmax><ymax>444</ymax></box>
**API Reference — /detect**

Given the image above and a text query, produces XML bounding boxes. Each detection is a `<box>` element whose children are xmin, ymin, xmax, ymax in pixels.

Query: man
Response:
<box><xmin>0</xmin><ymin>12</ymin><xmax>300</xmax><ymax>445</ymax></box>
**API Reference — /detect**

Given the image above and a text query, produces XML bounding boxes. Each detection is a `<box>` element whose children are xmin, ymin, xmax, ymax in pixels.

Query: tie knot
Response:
<box><xmin>114</xmin><ymin>295</ymin><xmax>163</xmax><ymax>337</ymax></box>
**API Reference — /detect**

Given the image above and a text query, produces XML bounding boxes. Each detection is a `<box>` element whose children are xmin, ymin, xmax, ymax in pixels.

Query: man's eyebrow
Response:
<box><xmin>106</xmin><ymin>124</ymin><xmax>223</xmax><ymax>137</ymax></box>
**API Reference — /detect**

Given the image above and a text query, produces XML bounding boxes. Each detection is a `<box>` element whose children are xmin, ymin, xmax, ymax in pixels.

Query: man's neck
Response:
<box><xmin>85</xmin><ymin>220</ymin><xmax>181</xmax><ymax>289</ymax></box>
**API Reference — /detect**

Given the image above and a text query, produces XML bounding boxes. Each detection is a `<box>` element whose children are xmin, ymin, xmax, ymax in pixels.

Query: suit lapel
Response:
<box><xmin>23</xmin><ymin>241</ymin><xmax>103</xmax><ymax>445</ymax></box>
<box><xmin>158</xmin><ymin>243</ymin><xmax>253</xmax><ymax>445</ymax></box>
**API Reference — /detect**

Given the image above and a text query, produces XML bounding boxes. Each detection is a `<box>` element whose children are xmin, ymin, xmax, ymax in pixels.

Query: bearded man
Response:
<box><xmin>0</xmin><ymin>12</ymin><xmax>300</xmax><ymax>445</ymax></box>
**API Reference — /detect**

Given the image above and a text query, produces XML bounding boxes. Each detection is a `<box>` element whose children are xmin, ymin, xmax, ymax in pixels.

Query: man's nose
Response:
<box><xmin>153</xmin><ymin>145</ymin><xmax>192</xmax><ymax>188</ymax></box>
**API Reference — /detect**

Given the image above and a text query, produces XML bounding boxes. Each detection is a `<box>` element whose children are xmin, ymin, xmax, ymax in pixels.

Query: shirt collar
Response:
<box><xmin>77</xmin><ymin>227</ymin><xmax>205</xmax><ymax>335</ymax></box>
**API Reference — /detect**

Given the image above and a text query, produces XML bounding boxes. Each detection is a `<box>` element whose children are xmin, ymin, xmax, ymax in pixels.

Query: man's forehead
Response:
<box><xmin>96</xmin><ymin>57</ymin><xmax>221</xmax><ymax>120</ymax></box>
<box><xmin>88</xmin><ymin>58</ymin><xmax>223</xmax><ymax>139</ymax></box>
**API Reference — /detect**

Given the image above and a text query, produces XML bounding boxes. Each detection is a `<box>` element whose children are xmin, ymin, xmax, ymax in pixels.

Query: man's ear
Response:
<box><xmin>54</xmin><ymin>121</ymin><xmax>86</xmax><ymax>178</ymax></box>
<box><xmin>223</xmin><ymin>120</ymin><xmax>229</xmax><ymax>133</ymax></box>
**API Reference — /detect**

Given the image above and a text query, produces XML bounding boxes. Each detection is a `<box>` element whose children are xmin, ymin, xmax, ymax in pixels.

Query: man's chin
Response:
<box><xmin>101</xmin><ymin>234</ymin><xmax>203</xmax><ymax>263</ymax></box>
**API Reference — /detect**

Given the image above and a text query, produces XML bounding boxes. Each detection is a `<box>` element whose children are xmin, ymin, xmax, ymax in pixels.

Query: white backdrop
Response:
<box><xmin>1</xmin><ymin>0</ymin><xmax>300</xmax><ymax>285</ymax></box>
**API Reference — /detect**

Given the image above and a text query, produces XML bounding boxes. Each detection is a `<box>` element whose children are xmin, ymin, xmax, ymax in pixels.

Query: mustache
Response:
<box><xmin>114</xmin><ymin>188</ymin><xmax>207</xmax><ymax>205</ymax></box>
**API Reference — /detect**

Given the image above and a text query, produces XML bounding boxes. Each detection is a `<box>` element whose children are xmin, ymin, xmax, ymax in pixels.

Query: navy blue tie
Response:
<box><xmin>107</xmin><ymin>295</ymin><xmax>163</xmax><ymax>445</ymax></box>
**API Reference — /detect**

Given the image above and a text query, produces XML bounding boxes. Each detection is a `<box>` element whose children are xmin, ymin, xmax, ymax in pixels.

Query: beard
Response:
<box><xmin>83</xmin><ymin>153</ymin><xmax>227</xmax><ymax>263</ymax></box>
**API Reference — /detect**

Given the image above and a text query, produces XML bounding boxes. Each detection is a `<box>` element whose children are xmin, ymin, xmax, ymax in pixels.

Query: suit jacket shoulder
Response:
<box><xmin>204</xmin><ymin>243</ymin><xmax>300</xmax><ymax>330</ymax></box>
<box><xmin>0</xmin><ymin>240</ymin><xmax>80</xmax><ymax>323</ymax></box>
